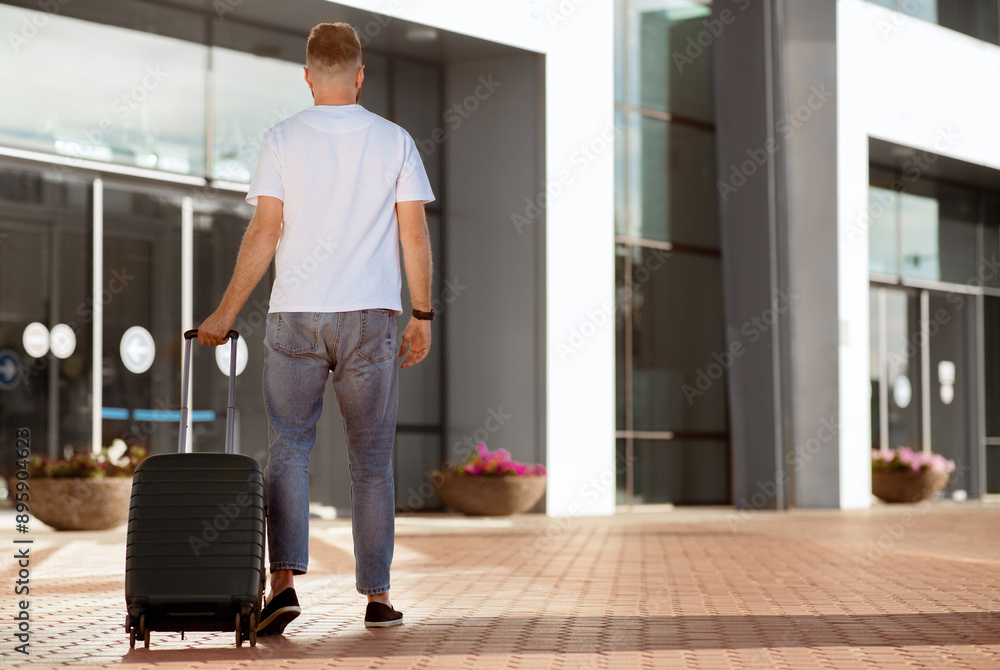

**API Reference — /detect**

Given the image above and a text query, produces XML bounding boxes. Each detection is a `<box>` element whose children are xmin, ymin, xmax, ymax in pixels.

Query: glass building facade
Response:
<box><xmin>614</xmin><ymin>0</ymin><xmax>729</xmax><ymax>505</ymax></box>
<box><xmin>0</xmin><ymin>0</ymin><xmax>445</xmax><ymax>507</ymax></box>
<box><xmin>868</xmin><ymin>168</ymin><xmax>1000</xmax><ymax>494</ymax></box>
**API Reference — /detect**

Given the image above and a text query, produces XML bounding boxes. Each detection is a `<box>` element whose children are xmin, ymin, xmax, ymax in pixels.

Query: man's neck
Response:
<box><xmin>311</xmin><ymin>89</ymin><xmax>358</xmax><ymax>106</ymax></box>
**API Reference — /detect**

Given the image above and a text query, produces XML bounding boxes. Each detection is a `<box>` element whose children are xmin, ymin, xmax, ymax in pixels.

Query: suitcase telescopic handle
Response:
<box><xmin>178</xmin><ymin>330</ymin><xmax>240</xmax><ymax>455</ymax></box>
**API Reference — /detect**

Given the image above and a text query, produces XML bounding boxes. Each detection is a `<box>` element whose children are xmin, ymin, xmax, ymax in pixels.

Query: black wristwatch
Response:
<box><xmin>412</xmin><ymin>308</ymin><xmax>435</xmax><ymax>321</ymax></box>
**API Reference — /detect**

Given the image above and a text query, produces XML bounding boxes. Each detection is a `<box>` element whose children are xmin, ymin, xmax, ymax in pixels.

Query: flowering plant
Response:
<box><xmin>444</xmin><ymin>443</ymin><xmax>546</xmax><ymax>477</ymax></box>
<box><xmin>871</xmin><ymin>447</ymin><xmax>955</xmax><ymax>475</ymax></box>
<box><xmin>27</xmin><ymin>439</ymin><xmax>148</xmax><ymax>478</ymax></box>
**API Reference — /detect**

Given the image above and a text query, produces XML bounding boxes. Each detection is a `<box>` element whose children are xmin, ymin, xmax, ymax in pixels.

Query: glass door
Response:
<box><xmin>870</xmin><ymin>287</ymin><xmax>922</xmax><ymax>452</ymax></box>
<box><xmin>870</xmin><ymin>285</ymin><xmax>975</xmax><ymax>494</ymax></box>
<box><xmin>100</xmin><ymin>186</ymin><xmax>183</xmax><ymax>454</ymax></box>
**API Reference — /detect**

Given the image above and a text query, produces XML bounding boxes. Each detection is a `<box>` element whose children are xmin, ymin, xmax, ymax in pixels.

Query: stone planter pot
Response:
<box><xmin>431</xmin><ymin>472</ymin><xmax>546</xmax><ymax>516</ymax></box>
<box><xmin>872</xmin><ymin>469</ymin><xmax>949</xmax><ymax>503</ymax></box>
<box><xmin>16</xmin><ymin>477</ymin><xmax>133</xmax><ymax>530</ymax></box>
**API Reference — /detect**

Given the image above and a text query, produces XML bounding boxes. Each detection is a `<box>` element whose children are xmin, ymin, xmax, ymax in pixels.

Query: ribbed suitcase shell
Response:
<box><xmin>125</xmin><ymin>452</ymin><xmax>265</xmax><ymax>634</ymax></box>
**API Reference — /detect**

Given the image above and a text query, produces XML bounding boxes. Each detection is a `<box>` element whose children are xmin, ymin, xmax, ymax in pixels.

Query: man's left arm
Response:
<box><xmin>198</xmin><ymin>195</ymin><xmax>283</xmax><ymax>346</ymax></box>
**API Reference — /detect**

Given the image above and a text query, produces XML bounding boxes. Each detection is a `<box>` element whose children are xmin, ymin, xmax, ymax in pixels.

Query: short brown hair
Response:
<box><xmin>306</xmin><ymin>23</ymin><xmax>362</xmax><ymax>76</ymax></box>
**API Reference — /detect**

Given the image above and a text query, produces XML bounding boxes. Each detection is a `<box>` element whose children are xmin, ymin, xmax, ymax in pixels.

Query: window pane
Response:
<box><xmin>899</xmin><ymin>192</ymin><xmax>940</xmax><ymax>280</ymax></box>
<box><xmin>984</xmin><ymin>193</ymin><xmax>1000</xmax><ymax>289</ymax></box>
<box><xmin>616</xmin><ymin>438</ymin><xmax>627</xmax><ymax>505</ymax></box>
<box><xmin>936</xmin><ymin>183</ymin><xmax>978</xmax><ymax>283</ymax></box>
<box><xmin>0</xmin><ymin>167</ymin><xmax>92</xmax><ymax>463</ymax></box>
<box><xmin>628</xmin><ymin>114</ymin><xmax>718</xmax><ymax>248</ymax></box>
<box><xmin>938</xmin><ymin>0</ymin><xmax>998</xmax><ymax>44</ymax></box>
<box><xmin>192</xmin><ymin>198</ymin><xmax>265</xmax><ymax>459</ymax></box>
<box><xmin>392</xmin><ymin>61</ymin><xmax>442</xmax><ymax>198</ymax></box>
<box><xmin>396</xmin><ymin>213</ymin><xmax>443</xmax><ymax>427</ymax></box>
<box><xmin>394</xmin><ymin>433</ymin><xmax>444</xmax><ymax>511</ymax></box>
<box><xmin>899</xmin><ymin>187</ymin><xmax>978</xmax><ymax>284</ymax></box>
<box><xmin>614</xmin><ymin>108</ymin><xmax>627</xmax><ymax>237</ymax></box>
<box><xmin>632</xmin><ymin>439</ymin><xmax>729</xmax><ymax>504</ymax></box>
<box><xmin>361</xmin><ymin>52</ymin><xmax>391</xmax><ymax>119</ymax></box>
<box><xmin>0</xmin><ymin>5</ymin><xmax>206</xmax><ymax>175</ymax></box>
<box><xmin>212</xmin><ymin>47</ymin><xmax>307</xmax><ymax>182</ymax></box>
<box><xmin>616</xmin><ymin>244</ymin><xmax>627</xmax><ymax>430</ymax></box>
<box><xmin>627</xmin><ymin>0</ymin><xmax>713</xmax><ymax>122</ymax></box>
<box><xmin>102</xmin><ymin>189</ymin><xmax>182</xmax><ymax>454</ymax></box>
<box><xmin>985</xmin><ymin>296</ymin><xmax>1000</xmax><ymax>439</ymax></box>
<box><xmin>631</xmin><ymin>249</ymin><xmax>726</xmax><ymax>432</ymax></box>
<box><xmin>870</xmin><ymin>287</ymin><xmax>882</xmax><ymax>450</ymax></box>
<box><xmin>869</xmin><ymin>186</ymin><xmax>898</xmax><ymax>276</ymax></box>
<box><xmin>900</xmin><ymin>0</ymin><xmax>937</xmax><ymax>21</ymax></box>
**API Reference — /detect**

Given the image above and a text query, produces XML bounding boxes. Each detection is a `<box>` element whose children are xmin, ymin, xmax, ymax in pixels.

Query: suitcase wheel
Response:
<box><xmin>249</xmin><ymin>611</ymin><xmax>258</xmax><ymax>647</ymax></box>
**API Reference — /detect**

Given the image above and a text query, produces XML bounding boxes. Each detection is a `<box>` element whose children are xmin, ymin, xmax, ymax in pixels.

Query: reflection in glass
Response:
<box><xmin>102</xmin><ymin>189</ymin><xmax>182</xmax><ymax>454</ymax></box>
<box><xmin>212</xmin><ymin>48</ymin><xmax>307</xmax><ymax>182</ymax></box>
<box><xmin>870</xmin><ymin>287</ymin><xmax>882</xmax><ymax>450</ymax></box>
<box><xmin>627</xmin><ymin>0</ymin><xmax>713</xmax><ymax>122</ymax></box>
<box><xmin>935</xmin><ymin>183</ymin><xmax>978</xmax><ymax>283</ymax></box>
<box><xmin>632</xmin><ymin>439</ymin><xmax>728</xmax><ymax>504</ymax></box>
<box><xmin>192</xmin><ymin>198</ymin><xmax>265</xmax><ymax>457</ymax></box>
<box><xmin>616</xmin><ymin>245</ymin><xmax>627</xmax><ymax>430</ymax></box>
<box><xmin>0</xmin><ymin>5</ymin><xmax>206</xmax><ymax>174</ymax></box>
<box><xmin>868</xmin><ymin>186</ymin><xmax>898</xmax><ymax>275</ymax></box>
<box><xmin>899</xmin><ymin>192</ymin><xmax>940</xmax><ymax>280</ymax></box>
<box><xmin>628</xmin><ymin>113</ymin><xmax>718</xmax><ymax>248</ymax></box>
<box><xmin>984</xmin><ymin>194</ymin><xmax>1000</xmax><ymax>288</ymax></box>
<box><xmin>884</xmin><ymin>290</ymin><xmax>921</xmax><ymax>450</ymax></box>
<box><xmin>393</xmin><ymin>61</ymin><xmax>442</xmax><ymax>197</ymax></box>
<box><xmin>631</xmin><ymin>248</ymin><xmax>726</xmax><ymax>432</ymax></box>
<box><xmin>0</xmin><ymin>168</ymin><xmax>91</xmax><ymax>463</ymax></box>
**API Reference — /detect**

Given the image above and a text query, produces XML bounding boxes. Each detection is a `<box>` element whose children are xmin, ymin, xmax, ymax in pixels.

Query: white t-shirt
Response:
<box><xmin>246</xmin><ymin>104</ymin><xmax>435</xmax><ymax>313</ymax></box>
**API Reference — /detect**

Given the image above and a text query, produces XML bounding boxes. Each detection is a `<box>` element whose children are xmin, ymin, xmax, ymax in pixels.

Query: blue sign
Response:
<box><xmin>0</xmin><ymin>350</ymin><xmax>21</xmax><ymax>390</ymax></box>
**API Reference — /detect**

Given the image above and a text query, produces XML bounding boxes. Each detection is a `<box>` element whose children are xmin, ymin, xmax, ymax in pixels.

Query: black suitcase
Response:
<box><xmin>125</xmin><ymin>329</ymin><xmax>265</xmax><ymax>649</ymax></box>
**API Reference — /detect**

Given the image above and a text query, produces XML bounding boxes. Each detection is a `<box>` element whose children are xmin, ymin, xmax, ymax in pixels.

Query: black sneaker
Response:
<box><xmin>364</xmin><ymin>601</ymin><xmax>403</xmax><ymax>628</ymax></box>
<box><xmin>256</xmin><ymin>588</ymin><xmax>301</xmax><ymax>636</ymax></box>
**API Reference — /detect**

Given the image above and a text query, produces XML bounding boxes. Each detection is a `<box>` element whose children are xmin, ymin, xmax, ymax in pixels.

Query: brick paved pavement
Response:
<box><xmin>1</xmin><ymin>502</ymin><xmax>999</xmax><ymax>669</ymax></box>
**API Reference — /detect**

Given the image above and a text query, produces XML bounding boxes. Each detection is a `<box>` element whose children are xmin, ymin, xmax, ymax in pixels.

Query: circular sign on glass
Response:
<box><xmin>22</xmin><ymin>322</ymin><xmax>49</xmax><ymax>358</ymax></box>
<box><xmin>0</xmin><ymin>350</ymin><xmax>21</xmax><ymax>390</ymax></box>
<box><xmin>215</xmin><ymin>337</ymin><xmax>249</xmax><ymax>377</ymax></box>
<box><xmin>892</xmin><ymin>375</ymin><xmax>912</xmax><ymax>409</ymax></box>
<box><xmin>120</xmin><ymin>326</ymin><xmax>156</xmax><ymax>374</ymax></box>
<box><xmin>49</xmin><ymin>323</ymin><xmax>76</xmax><ymax>359</ymax></box>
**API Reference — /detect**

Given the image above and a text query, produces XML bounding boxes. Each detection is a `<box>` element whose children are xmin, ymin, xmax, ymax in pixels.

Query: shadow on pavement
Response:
<box><xmin>117</xmin><ymin>611</ymin><xmax>1000</xmax><ymax>661</ymax></box>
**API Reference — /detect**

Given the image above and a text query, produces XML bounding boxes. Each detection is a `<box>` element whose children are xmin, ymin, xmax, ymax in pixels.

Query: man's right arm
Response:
<box><xmin>396</xmin><ymin>200</ymin><xmax>433</xmax><ymax>368</ymax></box>
<box><xmin>198</xmin><ymin>196</ymin><xmax>283</xmax><ymax>346</ymax></box>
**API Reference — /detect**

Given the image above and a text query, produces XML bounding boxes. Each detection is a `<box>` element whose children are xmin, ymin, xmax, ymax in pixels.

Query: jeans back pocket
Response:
<box><xmin>271</xmin><ymin>313</ymin><xmax>319</xmax><ymax>355</ymax></box>
<box><xmin>357</xmin><ymin>309</ymin><xmax>396</xmax><ymax>364</ymax></box>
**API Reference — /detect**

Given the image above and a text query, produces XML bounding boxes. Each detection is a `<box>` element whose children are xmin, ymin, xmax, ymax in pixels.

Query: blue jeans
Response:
<box><xmin>262</xmin><ymin>310</ymin><xmax>398</xmax><ymax>595</ymax></box>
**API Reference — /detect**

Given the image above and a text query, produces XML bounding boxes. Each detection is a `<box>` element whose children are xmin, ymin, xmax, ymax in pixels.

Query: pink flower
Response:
<box><xmin>476</xmin><ymin>443</ymin><xmax>490</xmax><ymax>459</ymax></box>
